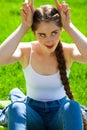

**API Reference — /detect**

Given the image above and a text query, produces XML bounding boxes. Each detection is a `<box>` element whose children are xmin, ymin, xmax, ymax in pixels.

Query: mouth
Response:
<box><xmin>45</xmin><ymin>45</ymin><xmax>54</xmax><ymax>49</ymax></box>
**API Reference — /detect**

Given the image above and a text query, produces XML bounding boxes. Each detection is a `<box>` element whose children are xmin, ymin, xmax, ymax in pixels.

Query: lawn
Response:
<box><xmin>0</xmin><ymin>0</ymin><xmax>87</xmax><ymax>106</ymax></box>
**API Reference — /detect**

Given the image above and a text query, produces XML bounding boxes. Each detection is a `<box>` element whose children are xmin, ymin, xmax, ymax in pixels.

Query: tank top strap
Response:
<box><xmin>29</xmin><ymin>44</ymin><xmax>32</xmax><ymax>65</ymax></box>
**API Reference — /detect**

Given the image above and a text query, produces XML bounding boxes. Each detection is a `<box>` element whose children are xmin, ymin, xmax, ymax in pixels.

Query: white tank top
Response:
<box><xmin>23</xmin><ymin>47</ymin><xmax>68</xmax><ymax>102</ymax></box>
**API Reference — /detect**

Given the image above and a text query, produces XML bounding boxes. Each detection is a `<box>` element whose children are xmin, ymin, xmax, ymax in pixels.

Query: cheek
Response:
<box><xmin>36</xmin><ymin>36</ymin><xmax>46</xmax><ymax>43</ymax></box>
<box><xmin>53</xmin><ymin>35</ymin><xmax>60</xmax><ymax>43</ymax></box>
<box><xmin>53</xmin><ymin>32</ymin><xmax>61</xmax><ymax>40</ymax></box>
<box><xmin>36</xmin><ymin>37</ymin><xmax>43</xmax><ymax>42</ymax></box>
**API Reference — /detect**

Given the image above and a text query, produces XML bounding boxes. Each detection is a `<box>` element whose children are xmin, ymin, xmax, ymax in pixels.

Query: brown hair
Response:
<box><xmin>31</xmin><ymin>5</ymin><xmax>87</xmax><ymax>129</ymax></box>
<box><xmin>55</xmin><ymin>41</ymin><xmax>74</xmax><ymax>100</ymax></box>
<box><xmin>31</xmin><ymin>5</ymin><xmax>62</xmax><ymax>31</ymax></box>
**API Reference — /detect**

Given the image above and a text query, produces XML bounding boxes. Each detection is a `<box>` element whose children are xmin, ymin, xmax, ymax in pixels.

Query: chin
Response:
<box><xmin>46</xmin><ymin>48</ymin><xmax>56</xmax><ymax>54</ymax></box>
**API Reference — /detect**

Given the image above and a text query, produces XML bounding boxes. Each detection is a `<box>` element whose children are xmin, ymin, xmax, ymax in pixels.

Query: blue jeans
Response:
<box><xmin>8</xmin><ymin>96</ymin><xmax>83</xmax><ymax>130</ymax></box>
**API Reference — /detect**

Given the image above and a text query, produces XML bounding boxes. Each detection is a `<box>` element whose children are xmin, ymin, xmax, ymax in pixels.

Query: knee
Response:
<box><xmin>63</xmin><ymin>100</ymin><xmax>81</xmax><ymax>115</ymax></box>
<box><xmin>64</xmin><ymin>100</ymin><xmax>80</xmax><ymax>110</ymax></box>
<box><xmin>8</xmin><ymin>101</ymin><xmax>26</xmax><ymax>117</ymax></box>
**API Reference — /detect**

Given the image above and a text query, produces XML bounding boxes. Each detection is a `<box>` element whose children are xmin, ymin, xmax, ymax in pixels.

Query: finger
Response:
<box><xmin>54</xmin><ymin>0</ymin><xmax>61</xmax><ymax>8</ymax></box>
<box><xmin>21</xmin><ymin>8</ymin><xmax>27</xmax><ymax>16</ymax></box>
<box><xmin>30</xmin><ymin>0</ymin><xmax>34</xmax><ymax>12</ymax></box>
<box><xmin>30</xmin><ymin>0</ymin><xmax>34</xmax><ymax>8</ymax></box>
<box><xmin>54</xmin><ymin>0</ymin><xmax>62</xmax><ymax>12</ymax></box>
<box><xmin>27</xmin><ymin>5</ymin><xmax>32</xmax><ymax>15</ymax></box>
<box><xmin>22</xmin><ymin>10</ymin><xmax>26</xmax><ymax>18</ymax></box>
<box><xmin>22</xmin><ymin>3</ymin><xmax>28</xmax><ymax>13</ymax></box>
<box><xmin>62</xmin><ymin>2</ymin><xmax>69</xmax><ymax>13</ymax></box>
<box><xmin>30</xmin><ymin>0</ymin><xmax>34</xmax><ymax>5</ymax></box>
<box><xmin>66</xmin><ymin>8</ymin><xmax>70</xmax><ymax>17</ymax></box>
<box><xmin>21</xmin><ymin>8</ymin><xmax>27</xmax><ymax>21</ymax></box>
<box><xmin>62</xmin><ymin>1</ymin><xmax>68</xmax><ymax>7</ymax></box>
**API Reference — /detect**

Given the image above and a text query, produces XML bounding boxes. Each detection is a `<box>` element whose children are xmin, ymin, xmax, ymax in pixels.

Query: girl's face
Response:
<box><xmin>35</xmin><ymin>21</ymin><xmax>61</xmax><ymax>55</ymax></box>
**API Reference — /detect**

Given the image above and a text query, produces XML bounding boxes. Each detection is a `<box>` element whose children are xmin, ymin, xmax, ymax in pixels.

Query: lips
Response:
<box><xmin>46</xmin><ymin>45</ymin><xmax>54</xmax><ymax>49</ymax></box>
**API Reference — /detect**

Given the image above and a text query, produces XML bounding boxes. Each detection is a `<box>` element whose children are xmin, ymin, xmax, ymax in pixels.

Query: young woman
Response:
<box><xmin>1</xmin><ymin>0</ymin><xmax>87</xmax><ymax>129</ymax></box>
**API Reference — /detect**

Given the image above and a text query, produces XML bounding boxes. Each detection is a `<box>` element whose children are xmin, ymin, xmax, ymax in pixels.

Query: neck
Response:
<box><xmin>38</xmin><ymin>44</ymin><xmax>55</xmax><ymax>56</ymax></box>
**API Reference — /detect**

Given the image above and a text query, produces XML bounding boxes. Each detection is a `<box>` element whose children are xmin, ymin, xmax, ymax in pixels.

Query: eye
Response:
<box><xmin>52</xmin><ymin>31</ymin><xmax>58</xmax><ymax>36</ymax></box>
<box><xmin>39</xmin><ymin>33</ymin><xmax>46</xmax><ymax>38</ymax></box>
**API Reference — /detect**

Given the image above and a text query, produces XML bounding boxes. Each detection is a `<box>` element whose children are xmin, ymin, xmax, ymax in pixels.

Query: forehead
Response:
<box><xmin>36</xmin><ymin>21</ymin><xmax>60</xmax><ymax>33</ymax></box>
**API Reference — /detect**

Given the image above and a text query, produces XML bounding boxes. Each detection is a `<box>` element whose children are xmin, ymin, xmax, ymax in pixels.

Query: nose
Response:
<box><xmin>46</xmin><ymin>37</ymin><xmax>53</xmax><ymax>45</ymax></box>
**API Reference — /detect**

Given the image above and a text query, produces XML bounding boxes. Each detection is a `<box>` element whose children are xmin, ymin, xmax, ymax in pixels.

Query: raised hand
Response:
<box><xmin>54</xmin><ymin>0</ymin><xmax>71</xmax><ymax>29</ymax></box>
<box><xmin>21</xmin><ymin>0</ymin><xmax>34</xmax><ymax>28</ymax></box>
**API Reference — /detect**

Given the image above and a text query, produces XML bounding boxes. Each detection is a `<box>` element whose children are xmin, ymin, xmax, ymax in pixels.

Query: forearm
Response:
<box><xmin>64</xmin><ymin>23</ymin><xmax>87</xmax><ymax>56</ymax></box>
<box><xmin>0</xmin><ymin>23</ymin><xmax>29</xmax><ymax>62</ymax></box>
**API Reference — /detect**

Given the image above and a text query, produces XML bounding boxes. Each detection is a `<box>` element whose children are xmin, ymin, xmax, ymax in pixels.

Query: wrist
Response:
<box><xmin>63</xmin><ymin>22</ymin><xmax>74</xmax><ymax>32</ymax></box>
<box><xmin>21</xmin><ymin>23</ymin><xmax>30</xmax><ymax>33</ymax></box>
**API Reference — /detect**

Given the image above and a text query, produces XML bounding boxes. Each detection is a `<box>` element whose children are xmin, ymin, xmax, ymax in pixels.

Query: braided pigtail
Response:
<box><xmin>55</xmin><ymin>41</ymin><xmax>87</xmax><ymax>130</ymax></box>
<box><xmin>55</xmin><ymin>41</ymin><xmax>74</xmax><ymax>100</ymax></box>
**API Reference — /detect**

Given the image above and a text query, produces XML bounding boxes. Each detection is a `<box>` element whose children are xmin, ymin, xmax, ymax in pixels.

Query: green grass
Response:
<box><xmin>0</xmin><ymin>0</ymin><xmax>87</xmax><ymax>106</ymax></box>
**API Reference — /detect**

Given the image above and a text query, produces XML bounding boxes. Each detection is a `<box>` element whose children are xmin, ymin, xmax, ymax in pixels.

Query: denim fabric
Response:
<box><xmin>9</xmin><ymin>88</ymin><xmax>26</xmax><ymax>102</ymax></box>
<box><xmin>8</xmin><ymin>96</ymin><xmax>83</xmax><ymax>130</ymax></box>
<box><xmin>0</xmin><ymin>88</ymin><xmax>26</xmax><ymax>127</ymax></box>
<box><xmin>0</xmin><ymin>106</ymin><xmax>8</xmax><ymax>127</ymax></box>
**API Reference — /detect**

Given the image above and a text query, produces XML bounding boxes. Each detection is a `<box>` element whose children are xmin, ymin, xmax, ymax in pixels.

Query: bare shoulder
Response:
<box><xmin>61</xmin><ymin>42</ymin><xmax>79</xmax><ymax>68</ymax></box>
<box><xmin>19</xmin><ymin>41</ymin><xmax>37</xmax><ymax>48</ymax></box>
<box><xmin>61</xmin><ymin>42</ymin><xmax>79</xmax><ymax>54</ymax></box>
<box><xmin>19</xmin><ymin>41</ymin><xmax>38</xmax><ymax>68</ymax></box>
<box><xmin>62</xmin><ymin>42</ymin><xmax>75</xmax><ymax>49</ymax></box>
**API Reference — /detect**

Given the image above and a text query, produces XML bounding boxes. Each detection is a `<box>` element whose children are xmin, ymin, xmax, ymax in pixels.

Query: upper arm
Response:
<box><xmin>9</xmin><ymin>42</ymin><xmax>31</xmax><ymax>65</ymax></box>
<box><xmin>2</xmin><ymin>44</ymin><xmax>23</xmax><ymax>65</ymax></box>
<box><xmin>0</xmin><ymin>42</ymin><xmax>32</xmax><ymax>66</ymax></box>
<box><xmin>62</xmin><ymin>43</ymin><xmax>87</xmax><ymax>69</ymax></box>
<box><xmin>0</xmin><ymin>42</ymin><xmax>28</xmax><ymax>65</ymax></box>
<box><xmin>70</xmin><ymin>44</ymin><xmax>87</xmax><ymax>63</ymax></box>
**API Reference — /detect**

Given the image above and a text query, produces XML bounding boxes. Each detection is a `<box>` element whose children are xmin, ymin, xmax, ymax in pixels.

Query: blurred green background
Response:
<box><xmin>0</xmin><ymin>0</ymin><xmax>87</xmax><ymax>106</ymax></box>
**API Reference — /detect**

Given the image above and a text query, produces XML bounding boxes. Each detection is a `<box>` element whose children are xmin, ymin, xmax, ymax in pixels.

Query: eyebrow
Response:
<box><xmin>38</xmin><ymin>33</ymin><xmax>46</xmax><ymax>35</ymax></box>
<box><xmin>51</xmin><ymin>29</ymin><xmax>59</xmax><ymax>33</ymax></box>
<box><xmin>38</xmin><ymin>29</ymin><xmax>59</xmax><ymax>35</ymax></box>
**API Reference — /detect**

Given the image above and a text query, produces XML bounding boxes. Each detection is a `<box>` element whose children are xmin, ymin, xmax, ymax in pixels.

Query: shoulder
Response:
<box><xmin>61</xmin><ymin>42</ymin><xmax>79</xmax><ymax>68</ymax></box>
<box><xmin>19</xmin><ymin>40</ymin><xmax>38</xmax><ymax>52</ymax></box>
<box><xmin>19</xmin><ymin>41</ymin><xmax>38</xmax><ymax>68</ymax></box>
<box><xmin>61</xmin><ymin>42</ymin><xmax>79</xmax><ymax>55</ymax></box>
<box><xmin>62</xmin><ymin>42</ymin><xmax>75</xmax><ymax>49</ymax></box>
<box><xmin>19</xmin><ymin>41</ymin><xmax>38</xmax><ymax>50</ymax></box>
